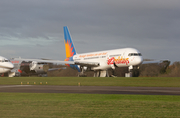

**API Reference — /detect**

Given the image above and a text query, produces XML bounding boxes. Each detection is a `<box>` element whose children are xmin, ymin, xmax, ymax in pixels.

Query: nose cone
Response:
<box><xmin>136</xmin><ymin>56</ymin><xmax>143</xmax><ymax>66</ymax></box>
<box><xmin>8</xmin><ymin>62</ymin><xmax>14</xmax><ymax>69</ymax></box>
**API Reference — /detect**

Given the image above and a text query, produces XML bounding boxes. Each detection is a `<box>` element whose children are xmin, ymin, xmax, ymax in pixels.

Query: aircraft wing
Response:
<box><xmin>48</xmin><ymin>67</ymin><xmax>67</xmax><ymax>71</ymax></box>
<box><xmin>11</xmin><ymin>58</ymin><xmax>100</xmax><ymax>67</ymax></box>
<box><xmin>11</xmin><ymin>58</ymin><xmax>75</xmax><ymax>64</ymax></box>
<box><xmin>74</xmin><ymin>61</ymin><xmax>99</xmax><ymax>67</ymax></box>
<box><xmin>142</xmin><ymin>60</ymin><xmax>169</xmax><ymax>64</ymax></box>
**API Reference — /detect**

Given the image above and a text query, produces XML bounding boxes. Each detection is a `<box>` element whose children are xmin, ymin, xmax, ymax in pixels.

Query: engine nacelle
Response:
<box><xmin>82</xmin><ymin>66</ymin><xmax>88</xmax><ymax>71</ymax></box>
<box><xmin>78</xmin><ymin>66</ymin><xmax>91</xmax><ymax>72</ymax></box>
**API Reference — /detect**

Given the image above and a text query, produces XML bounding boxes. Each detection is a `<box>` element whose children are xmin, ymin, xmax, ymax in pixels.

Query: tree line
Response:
<box><xmin>48</xmin><ymin>61</ymin><xmax>180</xmax><ymax>77</ymax></box>
<box><xmin>138</xmin><ymin>61</ymin><xmax>180</xmax><ymax>77</ymax></box>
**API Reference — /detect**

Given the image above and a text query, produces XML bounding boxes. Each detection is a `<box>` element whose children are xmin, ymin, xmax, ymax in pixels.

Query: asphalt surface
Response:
<box><xmin>0</xmin><ymin>85</ymin><xmax>180</xmax><ymax>95</ymax></box>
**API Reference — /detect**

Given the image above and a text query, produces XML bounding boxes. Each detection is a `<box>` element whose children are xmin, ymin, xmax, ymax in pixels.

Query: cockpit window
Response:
<box><xmin>0</xmin><ymin>59</ymin><xmax>10</xmax><ymax>62</ymax></box>
<box><xmin>5</xmin><ymin>60</ymin><xmax>10</xmax><ymax>62</ymax></box>
<box><xmin>128</xmin><ymin>53</ymin><xmax>142</xmax><ymax>56</ymax></box>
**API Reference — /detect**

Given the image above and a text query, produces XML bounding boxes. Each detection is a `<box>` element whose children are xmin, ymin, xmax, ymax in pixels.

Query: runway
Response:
<box><xmin>0</xmin><ymin>85</ymin><xmax>180</xmax><ymax>95</ymax></box>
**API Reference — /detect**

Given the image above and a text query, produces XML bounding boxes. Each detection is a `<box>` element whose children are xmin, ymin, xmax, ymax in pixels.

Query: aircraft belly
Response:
<box><xmin>0</xmin><ymin>68</ymin><xmax>10</xmax><ymax>73</ymax></box>
<box><xmin>92</xmin><ymin>65</ymin><xmax>110</xmax><ymax>70</ymax></box>
<box><xmin>116</xmin><ymin>64</ymin><xmax>129</xmax><ymax>68</ymax></box>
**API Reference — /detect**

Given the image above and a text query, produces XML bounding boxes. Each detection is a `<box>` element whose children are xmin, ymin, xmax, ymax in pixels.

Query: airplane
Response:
<box><xmin>9</xmin><ymin>59</ymin><xmax>49</xmax><ymax>77</ymax></box>
<box><xmin>63</xmin><ymin>26</ymin><xmax>143</xmax><ymax>77</ymax></box>
<box><xmin>0</xmin><ymin>56</ymin><xmax>14</xmax><ymax>76</ymax></box>
<box><xmin>7</xmin><ymin>58</ymin><xmax>66</xmax><ymax>77</ymax></box>
<box><xmin>12</xmin><ymin>26</ymin><xmax>167</xmax><ymax>77</ymax></box>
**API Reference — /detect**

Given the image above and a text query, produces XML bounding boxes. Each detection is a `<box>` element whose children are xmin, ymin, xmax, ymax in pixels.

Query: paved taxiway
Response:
<box><xmin>0</xmin><ymin>85</ymin><xmax>180</xmax><ymax>95</ymax></box>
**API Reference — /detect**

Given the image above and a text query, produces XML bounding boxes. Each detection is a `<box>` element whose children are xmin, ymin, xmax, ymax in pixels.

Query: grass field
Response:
<box><xmin>1</xmin><ymin>93</ymin><xmax>180</xmax><ymax>118</ymax></box>
<box><xmin>0</xmin><ymin>77</ymin><xmax>180</xmax><ymax>87</ymax></box>
<box><xmin>1</xmin><ymin>77</ymin><xmax>180</xmax><ymax>117</ymax></box>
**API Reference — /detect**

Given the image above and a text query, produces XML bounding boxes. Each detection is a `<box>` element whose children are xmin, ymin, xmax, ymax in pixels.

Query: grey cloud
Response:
<box><xmin>0</xmin><ymin>0</ymin><xmax>179</xmax><ymax>63</ymax></box>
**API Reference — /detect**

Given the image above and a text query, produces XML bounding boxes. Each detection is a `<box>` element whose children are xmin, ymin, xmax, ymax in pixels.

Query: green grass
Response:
<box><xmin>0</xmin><ymin>77</ymin><xmax>180</xmax><ymax>87</ymax></box>
<box><xmin>1</xmin><ymin>77</ymin><xmax>180</xmax><ymax>117</ymax></box>
<box><xmin>0</xmin><ymin>93</ymin><xmax>180</xmax><ymax>118</ymax></box>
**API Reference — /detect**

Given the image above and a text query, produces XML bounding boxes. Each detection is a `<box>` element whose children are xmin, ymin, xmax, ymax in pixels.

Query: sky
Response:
<box><xmin>0</xmin><ymin>0</ymin><xmax>180</xmax><ymax>64</ymax></box>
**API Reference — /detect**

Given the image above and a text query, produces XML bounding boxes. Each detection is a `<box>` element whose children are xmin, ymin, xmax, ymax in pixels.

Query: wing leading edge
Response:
<box><xmin>12</xmin><ymin>58</ymin><xmax>100</xmax><ymax>67</ymax></box>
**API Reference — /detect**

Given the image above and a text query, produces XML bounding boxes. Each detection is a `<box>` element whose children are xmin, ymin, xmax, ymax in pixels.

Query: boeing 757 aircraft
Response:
<box><xmin>0</xmin><ymin>56</ymin><xmax>14</xmax><ymax>76</ymax></box>
<box><xmin>12</xmin><ymin>26</ymin><xmax>166</xmax><ymax>77</ymax></box>
<box><xmin>63</xmin><ymin>26</ymin><xmax>143</xmax><ymax>77</ymax></box>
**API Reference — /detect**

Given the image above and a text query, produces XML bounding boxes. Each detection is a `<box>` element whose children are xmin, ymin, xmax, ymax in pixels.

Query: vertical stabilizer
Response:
<box><xmin>63</xmin><ymin>26</ymin><xmax>80</xmax><ymax>72</ymax></box>
<box><xmin>64</xmin><ymin>26</ymin><xmax>76</xmax><ymax>58</ymax></box>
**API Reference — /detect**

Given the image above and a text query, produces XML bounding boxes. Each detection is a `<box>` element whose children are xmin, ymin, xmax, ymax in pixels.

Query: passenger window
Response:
<box><xmin>128</xmin><ymin>53</ymin><xmax>142</xmax><ymax>56</ymax></box>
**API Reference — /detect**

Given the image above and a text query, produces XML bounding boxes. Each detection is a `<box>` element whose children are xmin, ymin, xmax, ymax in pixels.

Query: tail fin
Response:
<box><xmin>64</xmin><ymin>26</ymin><xmax>77</xmax><ymax>58</ymax></box>
<box><xmin>63</xmin><ymin>26</ymin><xmax>80</xmax><ymax>72</ymax></box>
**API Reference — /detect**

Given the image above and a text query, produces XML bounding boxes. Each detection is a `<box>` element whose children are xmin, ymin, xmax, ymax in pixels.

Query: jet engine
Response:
<box><xmin>79</xmin><ymin>66</ymin><xmax>92</xmax><ymax>72</ymax></box>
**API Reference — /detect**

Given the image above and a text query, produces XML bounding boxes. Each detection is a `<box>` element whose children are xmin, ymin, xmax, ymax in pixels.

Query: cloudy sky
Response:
<box><xmin>0</xmin><ymin>0</ymin><xmax>180</xmax><ymax>63</ymax></box>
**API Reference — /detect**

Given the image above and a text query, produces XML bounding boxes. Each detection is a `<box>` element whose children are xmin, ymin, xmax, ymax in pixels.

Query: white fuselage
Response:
<box><xmin>73</xmin><ymin>48</ymin><xmax>143</xmax><ymax>70</ymax></box>
<box><xmin>0</xmin><ymin>56</ymin><xmax>14</xmax><ymax>73</ymax></box>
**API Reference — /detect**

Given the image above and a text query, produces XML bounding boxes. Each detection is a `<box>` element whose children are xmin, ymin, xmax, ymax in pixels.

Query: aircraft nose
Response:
<box><xmin>136</xmin><ymin>56</ymin><xmax>143</xmax><ymax>65</ymax></box>
<box><xmin>8</xmin><ymin>62</ymin><xmax>14</xmax><ymax>69</ymax></box>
